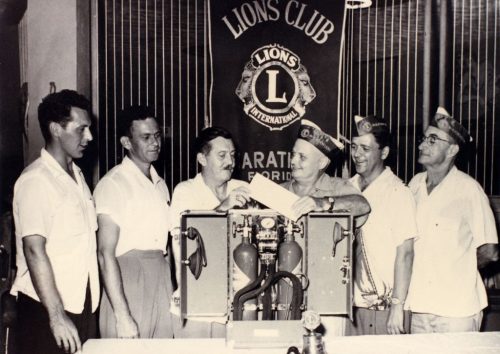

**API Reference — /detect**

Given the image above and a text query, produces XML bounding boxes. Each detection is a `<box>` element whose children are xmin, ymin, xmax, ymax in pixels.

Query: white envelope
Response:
<box><xmin>248</xmin><ymin>173</ymin><xmax>300</xmax><ymax>221</ymax></box>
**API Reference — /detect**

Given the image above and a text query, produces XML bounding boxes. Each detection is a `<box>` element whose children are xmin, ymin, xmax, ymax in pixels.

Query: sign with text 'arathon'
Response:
<box><xmin>210</xmin><ymin>0</ymin><xmax>346</xmax><ymax>183</ymax></box>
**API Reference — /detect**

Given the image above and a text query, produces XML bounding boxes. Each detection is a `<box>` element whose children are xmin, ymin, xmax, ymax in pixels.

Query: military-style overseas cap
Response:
<box><xmin>354</xmin><ymin>114</ymin><xmax>389</xmax><ymax>136</ymax></box>
<box><xmin>430</xmin><ymin>106</ymin><xmax>472</xmax><ymax>145</ymax></box>
<box><xmin>297</xmin><ymin>119</ymin><xmax>344</xmax><ymax>158</ymax></box>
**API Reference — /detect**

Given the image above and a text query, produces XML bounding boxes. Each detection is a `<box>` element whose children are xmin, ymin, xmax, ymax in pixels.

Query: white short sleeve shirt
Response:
<box><xmin>93</xmin><ymin>156</ymin><xmax>171</xmax><ymax>256</ymax></box>
<box><xmin>11</xmin><ymin>149</ymin><xmax>100</xmax><ymax>313</ymax></box>
<box><xmin>350</xmin><ymin>167</ymin><xmax>417</xmax><ymax>308</ymax></box>
<box><xmin>169</xmin><ymin>173</ymin><xmax>248</xmax><ymax>321</ymax></box>
<box><xmin>170</xmin><ymin>173</ymin><xmax>248</xmax><ymax>235</ymax></box>
<box><xmin>407</xmin><ymin>166</ymin><xmax>498</xmax><ymax>317</ymax></box>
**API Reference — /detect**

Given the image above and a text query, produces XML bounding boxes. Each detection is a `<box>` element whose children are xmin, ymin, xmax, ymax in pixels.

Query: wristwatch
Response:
<box><xmin>323</xmin><ymin>197</ymin><xmax>335</xmax><ymax>212</ymax></box>
<box><xmin>390</xmin><ymin>297</ymin><xmax>404</xmax><ymax>306</ymax></box>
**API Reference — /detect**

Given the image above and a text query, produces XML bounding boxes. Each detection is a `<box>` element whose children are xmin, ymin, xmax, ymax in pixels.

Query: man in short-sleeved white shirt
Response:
<box><xmin>11</xmin><ymin>90</ymin><xmax>99</xmax><ymax>354</ymax></box>
<box><xmin>347</xmin><ymin>115</ymin><xmax>416</xmax><ymax>335</ymax></box>
<box><xmin>170</xmin><ymin>126</ymin><xmax>251</xmax><ymax>338</ymax></box>
<box><xmin>94</xmin><ymin>106</ymin><xmax>173</xmax><ymax>338</ymax></box>
<box><xmin>94</xmin><ymin>156</ymin><xmax>170</xmax><ymax>257</ymax></box>
<box><xmin>407</xmin><ymin>107</ymin><xmax>498</xmax><ymax>333</ymax></box>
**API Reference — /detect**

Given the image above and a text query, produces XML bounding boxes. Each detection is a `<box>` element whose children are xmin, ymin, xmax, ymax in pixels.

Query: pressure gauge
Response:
<box><xmin>260</xmin><ymin>217</ymin><xmax>275</xmax><ymax>229</ymax></box>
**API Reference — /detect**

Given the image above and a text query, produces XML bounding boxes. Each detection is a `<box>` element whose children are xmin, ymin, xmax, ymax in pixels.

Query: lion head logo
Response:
<box><xmin>235</xmin><ymin>44</ymin><xmax>316</xmax><ymax>131</ymax></box>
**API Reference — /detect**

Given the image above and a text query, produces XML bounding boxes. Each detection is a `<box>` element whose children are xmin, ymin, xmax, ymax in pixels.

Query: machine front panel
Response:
<box><xmin>180</xmin><ymin>211</ymin><xmax>229</xmax><ymax>319</ymax></box>
<box><xmin>306</xmin><ymin>213</ymin><xmax>353</xmax><ymax>317</ymax></box>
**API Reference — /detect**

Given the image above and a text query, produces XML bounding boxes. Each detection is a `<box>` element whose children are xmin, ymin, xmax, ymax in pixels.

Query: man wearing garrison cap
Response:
<box><xmin>346</xmin><ymin>114</ymin><xmax>417</xmax><ymax>336</ymax></box>
<box><xmin>407</xmin><ymin>107</ymin><xmax>498</xmax><ymax>333</ymax></box>
<box><xmin>281</xmin><ymin>119</ymin><xmax>371</xmax><ymax>336</ymax></box>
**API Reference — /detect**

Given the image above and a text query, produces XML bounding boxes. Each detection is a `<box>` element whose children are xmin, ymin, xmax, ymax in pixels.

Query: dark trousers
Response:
<box><xmin>16</xmin><ymin>283</ymin><xmax>96</xmax><ymax>354</ymax></box>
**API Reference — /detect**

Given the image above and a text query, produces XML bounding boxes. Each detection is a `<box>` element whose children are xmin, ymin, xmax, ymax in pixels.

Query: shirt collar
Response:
<box><xmin>193</xmin><ymin>172</ymin><xmax>204</xmax><ymax>185</ymax></box>
<box><xmin>40</xmin><ymin>148</ymin><xmax>82</xmax><ymax>179</ymax></box>
<box><xmin>285</xmin><ymin>172</ymin><xmax>332</xmax><ymax>195</ymax></box>
<box><xmin>194</xmin><ymin>173</ymin><xmax>231</xmax><ymax>202</ymax></box>
<box><xmin>420</xmin><ymin>165</ymin><xmax>458</xmax><ymax>194</ymax></box>
<box><xmin>310</xmin><ymin>173</ymin><xmax>334</xmax><ymax>192</ymax></box>
<box><xmin>122</xmin><ymin>155</ymin><xmax>162</xmax><ymax>185</ymax></box>
<box><xmin>353</xmin><ymin>166</ymin><xmax>394</xmax><ymax>191</ymax></box>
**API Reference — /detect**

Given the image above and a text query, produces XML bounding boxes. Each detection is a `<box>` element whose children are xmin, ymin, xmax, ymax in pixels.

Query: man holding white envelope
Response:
<box><xmin>281</xmin><ymin>119</ymin><xmax>370</xmax><ymax>224</ymax></box>
<box><xmin>281</xmin><ymin>119</ymin><xmax>371</xmax><ymax>336</ymax></box>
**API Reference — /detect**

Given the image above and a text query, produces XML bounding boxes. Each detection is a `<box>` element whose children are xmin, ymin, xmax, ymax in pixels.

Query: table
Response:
<box><xmin>83</xmin><ymin>331</ymin><xmax>500</xmax><ymax>354</ymax></box>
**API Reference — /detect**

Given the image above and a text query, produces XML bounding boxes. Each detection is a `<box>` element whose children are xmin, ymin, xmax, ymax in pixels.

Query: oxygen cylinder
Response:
<box><xmin>277</xmin><ymin>232</ymin><xmax>303</xmax><ymax>320</ymax></box>
<box><xmin>233</xmin><ymin>228</ymin><xmax>258</xmax><ymax>320</ymax></box>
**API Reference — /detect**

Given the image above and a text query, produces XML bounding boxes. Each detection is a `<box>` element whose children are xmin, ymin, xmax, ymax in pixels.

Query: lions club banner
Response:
<box><xmin>209</xmin><ymin>0</ymin><xmax>347</xmax><ymax>182</ymax></box>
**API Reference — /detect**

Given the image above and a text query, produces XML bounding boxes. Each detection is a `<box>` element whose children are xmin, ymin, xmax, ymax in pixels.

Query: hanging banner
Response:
<box><xmin>209</xmin><ymin>0</ymin><xmax>347</xmax><ymax>182</ymax></box>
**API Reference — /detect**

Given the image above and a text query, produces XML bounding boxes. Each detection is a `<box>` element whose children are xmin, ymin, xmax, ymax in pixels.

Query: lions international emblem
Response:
<box><xmin>359</xmin><ymin>120</ymin><xmax>373</xmax><ymax>134</ymax></box>
<box><xmin>235</xmin><ymin>44</ymin><xmax>316</xmax><ymax>131</ymax></box>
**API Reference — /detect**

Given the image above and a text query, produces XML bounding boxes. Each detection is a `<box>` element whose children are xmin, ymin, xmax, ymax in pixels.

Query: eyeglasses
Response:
<box><xmin>419</xmin><ymin>134</ymin><xmax>451</xmax><ymax>146</ymax></box>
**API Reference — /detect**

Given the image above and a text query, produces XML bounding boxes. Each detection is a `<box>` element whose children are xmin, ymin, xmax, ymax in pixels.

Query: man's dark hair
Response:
<box><xmin>117</xmin><ymin>105</ymin><xmax>156</xmax><ymax>138</ymax></box>
<box><xmin>37</xmin><ymin>89</ymin><xmax>90</xmax><ymax>143</ymax></box>
<box><xmin>371</xmin><ymin>130</ymin><xmax>391</xmax><ymax>150</ymax></box>
<box><xmin>194</xmin><ymin>126</ymin><xmax>233</xmax><ymax>155</ymax></box>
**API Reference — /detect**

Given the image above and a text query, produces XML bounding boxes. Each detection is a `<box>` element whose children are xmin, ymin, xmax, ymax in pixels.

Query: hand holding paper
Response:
<box><xmin>248</xmin><ymin>173</ymin><xmax>301</xmax><ymax>221</ymax></box>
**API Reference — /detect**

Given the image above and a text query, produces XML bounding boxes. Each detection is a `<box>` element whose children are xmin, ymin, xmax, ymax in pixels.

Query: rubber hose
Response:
<box><xmin>262</xmin><ymin>265</ymin><xmax>276</xmax><ymax>320</ymax></box>
<box><xmin>238</xmin><ymin>271</ymin><xmax>303</xmax><ymax>321</ymax></box>
<box><xmin>233</xmin><ymin>263</ymin><xmax>267</xmax><ymax>321</ymax></box>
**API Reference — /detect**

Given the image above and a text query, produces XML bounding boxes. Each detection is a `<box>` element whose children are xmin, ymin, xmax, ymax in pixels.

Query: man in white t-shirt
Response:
<box><xmin>407</xmin><ymin>106</ymin><xmax>498</xmax><ymax>333</ymax></box>
<box><xmin>94</xmin><ymin>106</ymin><xmax>173</xmax><ymax>338</ymax></box>
<box><xmin>170</xmin><ymin>126</ymin><xmax>251</xmax><ymax>338</ymax></box>
<box><xmin>347</xmin><ymin>114</ymin><xmax>416</xmax><ymax>335</ymax></box>
<box><xmin>11</xmin><ymin>90</ymin><xmax>99</xmax><ymax>354</ymax></box>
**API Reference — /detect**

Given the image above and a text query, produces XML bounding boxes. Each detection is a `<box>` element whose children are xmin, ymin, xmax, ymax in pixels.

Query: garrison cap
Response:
<box><xmin>297</xmin><ymin>119</ymin><xmax>344</xmax><ymax>159</ymax></box>
<box><xmin>354</xmin><ymin>114</ymin><xmax>389</xmax><ymax>136</ymax></box>
<box><xmin>430</xmin><ymin>106</ymin><xmax>472</xmax><ymax>145</ymax></box>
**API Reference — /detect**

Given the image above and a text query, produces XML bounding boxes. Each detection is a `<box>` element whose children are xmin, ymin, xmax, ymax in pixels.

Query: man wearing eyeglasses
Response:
<box><xmin>406</xmin><ymin>106</ymin><xmax>498</xmax><ymax>333</ymax></box>
<box><xmin>94</xmin><ymin>106</ymin><xmax>174</xmax><ymax>338</ymax></box>
<box><xmin>346</xmin><ymin>115</ymin><xmax>417</xmax><ymax>336</ymax></box>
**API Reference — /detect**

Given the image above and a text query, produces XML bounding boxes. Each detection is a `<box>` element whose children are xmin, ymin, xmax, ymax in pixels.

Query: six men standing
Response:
<box><xmin>9</xmin><ymin>88</ymin><xmax>499</xmax><ymax>353</ymax></box>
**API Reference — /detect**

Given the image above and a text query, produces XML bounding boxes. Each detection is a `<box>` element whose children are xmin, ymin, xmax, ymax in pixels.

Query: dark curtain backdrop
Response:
<box><xmin>341</xmin><ymin>0</ymin><xmax>426</xmax><ymax>184</ymax></box>
<box><xmin>344</xmin><ymin>0</ymin><xmax>499</xmax><ymax>194</ymax></box>
<box><xmin>97</xmin><ymin>0</ymin><xmax>207</xmax><ymax>191</ymax></box>
<box><xmin>96</xmin><ymin>0</ymin><xmax>499</xmax><ymax>195</ymax></box>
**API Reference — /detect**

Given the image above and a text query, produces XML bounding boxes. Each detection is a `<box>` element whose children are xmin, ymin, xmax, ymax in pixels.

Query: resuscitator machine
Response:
<box><xmin>178</xmin><ymin>209</ymin><xmax>354</xmax><ymax>349</ymax></box>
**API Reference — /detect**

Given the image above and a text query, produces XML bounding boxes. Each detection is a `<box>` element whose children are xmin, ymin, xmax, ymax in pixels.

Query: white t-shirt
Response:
<box><xmin>93</xmin><ymin>156</ymin><xmax>171</xmax><ymax>256</ymax></box>
<box><xmin>11</xmin><ymin>149</ymin><xmax>100</xmax><ymax>313</ymax></box>
<box><xmin>350</xmin><ymin>167</ymin><xmax>417</xmax><ymax>309</ymax></box>
<box><xmin>407</xmin><ymin>166</ymin><xmax>498</xmax><ymax>317</ymax></box>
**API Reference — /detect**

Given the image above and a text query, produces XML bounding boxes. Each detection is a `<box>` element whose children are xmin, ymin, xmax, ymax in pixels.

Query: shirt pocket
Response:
<box><xmin>53</xmin><ymin>199</ymin><xmax>87</xmax><ymax>238</ymax></box>
<box><xmin>432</xmin><ymin>216</ymin><xmax>461</xmax><ymax>249</ymax></box>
